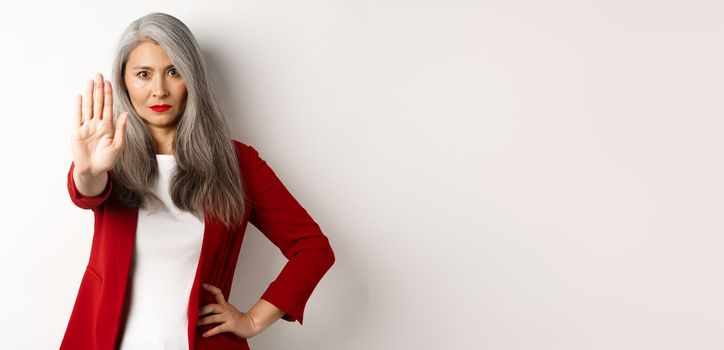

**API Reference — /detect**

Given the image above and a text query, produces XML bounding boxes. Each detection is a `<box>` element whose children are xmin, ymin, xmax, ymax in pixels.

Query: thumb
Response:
<box><xmin>112</xmin><ymin>112</ymin><xmax>128</xmax><ymax>150</ymax></box>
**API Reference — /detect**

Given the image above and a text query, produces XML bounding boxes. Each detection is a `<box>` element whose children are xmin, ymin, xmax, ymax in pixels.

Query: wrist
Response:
<box><xmin>246</xmin><ymin>299</ymin><xmax>285</xmax><ymax>334</ymax></box>
<box><xmin>74</xmin><ymin>165</ymin><xmax>105</xmax><ymax>178</ymax></box>
<box><xmin>246</xmin><ymin>311</ymin><xmax>264</xmax><ymax>335</ymax></box>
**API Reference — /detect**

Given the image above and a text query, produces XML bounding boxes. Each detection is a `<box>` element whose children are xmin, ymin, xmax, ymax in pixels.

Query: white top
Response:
<box><xmin>118</xmin><ymin>154</ymin><xmax>205</xmax><ymax>350</ymax></box>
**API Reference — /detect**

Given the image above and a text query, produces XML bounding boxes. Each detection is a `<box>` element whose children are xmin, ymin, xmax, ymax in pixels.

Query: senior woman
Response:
<box><xmin>61</xmin><ymin>12</ymin><xmax>335</xmax><ymax>350</ymax></box>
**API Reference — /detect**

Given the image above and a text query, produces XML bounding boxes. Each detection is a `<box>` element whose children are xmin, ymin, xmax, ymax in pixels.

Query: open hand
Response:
<box><xmin>71</xmin><ymin>72</ymin><xmax>128</xmax><ymax>176</ymax></box>
<box><xmin>197</xmin><ymin>283</ymin><xmax>261</xmax><ymax>339</ymax></box>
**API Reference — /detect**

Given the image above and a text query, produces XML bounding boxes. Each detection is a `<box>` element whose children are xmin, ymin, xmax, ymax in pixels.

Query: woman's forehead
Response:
<box><xmin>127</xmin><ymin>41</ymin><xmax>173</xmax><ymax>68</ymax></box>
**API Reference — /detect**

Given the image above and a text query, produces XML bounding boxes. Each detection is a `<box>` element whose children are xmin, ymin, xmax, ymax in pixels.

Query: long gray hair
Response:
<box><xmin>110</xmin><ymin>12</ymin><xmax>246</xmax><ymax>230</ymax></box>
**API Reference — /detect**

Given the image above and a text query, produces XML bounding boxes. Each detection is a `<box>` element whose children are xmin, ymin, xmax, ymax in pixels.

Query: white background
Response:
<box><xmin>1</xmin><ymin>0</ymin><xmax>723</xmax><ymax>349</ymax></box>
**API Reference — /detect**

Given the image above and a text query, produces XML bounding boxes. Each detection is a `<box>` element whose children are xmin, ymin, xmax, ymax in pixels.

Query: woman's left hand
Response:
<box><xmin>197</xmin><ymin>283</ymin><xmax>260</xmax><ymax>339</ymax></box>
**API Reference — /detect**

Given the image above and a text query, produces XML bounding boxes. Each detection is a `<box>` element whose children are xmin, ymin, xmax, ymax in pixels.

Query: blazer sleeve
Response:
<box><xmin>245</xmin><ymin>145</ymin><xmax>335</xmax><ymax>325</ymax></box>
<box><xmin>67</xmin><ymin>161</ymin><xmax>113</xmax><ymax>210</ymax></box>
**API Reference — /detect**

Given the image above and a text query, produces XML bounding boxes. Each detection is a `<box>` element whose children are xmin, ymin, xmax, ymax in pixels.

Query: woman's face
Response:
<box><xmin>124</xmin><ymin>40</ymin><xmax>187</xmax><ymax>130</ymax></box>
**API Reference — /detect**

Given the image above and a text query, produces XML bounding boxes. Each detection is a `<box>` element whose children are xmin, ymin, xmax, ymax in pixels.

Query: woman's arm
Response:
<box><xmin>248</xmin><ymin>298</ymin><xmax>286</xmax><ymax>332</ymax></box>
<box><xmin>244</xmin><ymin>144</ymin><xmax>336</xmax><ymax>325</ymax></box>
<box><xmin>67</xmin><ymin>161</ymin><xmax>114</xmax><ymax>210</ymax></box>
<box><xmin>73</xmin><ymin>165</ymin><xmax>109</xmax><ymax>197</ymax></box>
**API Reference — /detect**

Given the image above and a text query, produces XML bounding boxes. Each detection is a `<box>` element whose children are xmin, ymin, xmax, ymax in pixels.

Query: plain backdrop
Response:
<box><xmin>1</xmin><ymin>0</ymin><xmax>723</xmax><ymax>349</ymax></box>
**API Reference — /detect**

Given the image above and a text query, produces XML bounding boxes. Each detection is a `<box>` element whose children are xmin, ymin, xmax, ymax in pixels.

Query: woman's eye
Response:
<box><xmin>135</xmin><ymin>69</ymin><xmax>178</xmax><ymax>78</ymax></box>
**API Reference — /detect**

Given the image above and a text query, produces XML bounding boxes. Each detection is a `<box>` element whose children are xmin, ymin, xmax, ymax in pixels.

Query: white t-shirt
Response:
<box><xmin>118</xmin><ymin>154</ymin><xmax>205</xmax><ymax>350</ymax></box>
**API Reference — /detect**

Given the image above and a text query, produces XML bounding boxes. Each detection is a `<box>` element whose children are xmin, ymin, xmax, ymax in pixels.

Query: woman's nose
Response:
<box><xmin>152</xmin><ymin>77</ymin><xmax>169</xmax><ymax>98</ymax></box>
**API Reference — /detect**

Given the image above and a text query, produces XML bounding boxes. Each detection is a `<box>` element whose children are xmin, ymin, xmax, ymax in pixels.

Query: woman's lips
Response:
<box><xmin>150</xmin><ymin>105</ymin><xmax>171</xmax><ymax>112</ymax></box>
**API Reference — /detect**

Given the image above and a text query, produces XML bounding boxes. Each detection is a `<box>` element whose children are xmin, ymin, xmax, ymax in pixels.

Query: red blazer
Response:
<box><xmin>60</xmin><ymin>140</ymin><xmax>335</xmax><ymax>350</ymax></box>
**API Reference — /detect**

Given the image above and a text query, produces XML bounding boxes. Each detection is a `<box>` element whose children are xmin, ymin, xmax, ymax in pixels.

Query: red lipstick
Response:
<box><xmin>150</xmin><ymin>104</ymin><xmax>171</xmax><ymax>112</ymax></box>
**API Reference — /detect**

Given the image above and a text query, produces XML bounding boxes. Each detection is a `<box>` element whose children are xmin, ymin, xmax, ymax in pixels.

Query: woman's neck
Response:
<box><xmin>148</xmin><ymin>128</ymin><xmax>176</xmax><ymax>155</ymax></box>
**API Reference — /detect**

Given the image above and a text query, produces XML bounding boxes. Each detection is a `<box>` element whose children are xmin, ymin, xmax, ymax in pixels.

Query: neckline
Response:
<box><xmin>155</xmin><ymin>154</ymin><xmax>176</xmax><ymax>160</ymax></box>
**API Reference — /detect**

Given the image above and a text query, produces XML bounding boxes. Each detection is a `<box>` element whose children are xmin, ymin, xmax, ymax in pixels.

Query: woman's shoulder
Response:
<box><xmin>231</xmin><ymin>139</ymin><xmax>258</xmax><ymax>153</ymax></box>
<box><xmin>231</xmin><ymin>139</ymin><xmax>261</xmax><ymax>164</ymax></box>
<box><xmin>231</xmin><ymin>139</ymin><xmax>248</xmax><ymax>148</ymax></box>
<box><xmin>231</xmin><ymin>139</ymin><xmax>247</xmax><ymax>149</ymax></box>
<box><xmin>231</xmin><ymin>139</ymin><xmax>267</xmax><ymax>186</ymax></box>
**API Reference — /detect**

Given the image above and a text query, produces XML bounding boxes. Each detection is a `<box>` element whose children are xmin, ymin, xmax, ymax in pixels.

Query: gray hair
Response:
<box><xmin>110</xmin><ymin>12</ymin><xmax>246</xmax><ymax>230</ymax></box>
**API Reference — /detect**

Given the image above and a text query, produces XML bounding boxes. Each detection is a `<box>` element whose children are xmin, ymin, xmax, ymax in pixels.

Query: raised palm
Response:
<box><xmin>71</xmin><ymin>73</ymin><xmax>128</xmax><ymax>176</ymax></box>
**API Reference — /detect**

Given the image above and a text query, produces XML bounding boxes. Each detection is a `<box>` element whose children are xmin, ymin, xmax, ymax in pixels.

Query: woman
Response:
<box><xmin>61</xmin><ymin>12</ymin><xmax>335</xmax><ymax>350</ymax></box>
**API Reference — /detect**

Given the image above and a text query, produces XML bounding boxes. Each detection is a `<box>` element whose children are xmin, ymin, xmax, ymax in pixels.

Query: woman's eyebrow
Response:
<box><xmin>131</xmin><ymin>64</ymin><xmax>175</xmax><ymax>70</ymax></box>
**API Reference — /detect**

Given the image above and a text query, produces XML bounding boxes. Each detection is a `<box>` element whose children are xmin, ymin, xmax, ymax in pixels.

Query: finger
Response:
<box><xmin>74</xmin><ymin>94</ymin><xmax>82</xmax><ymax>127</ymax></box>
<box><xmin>93</xmin><ymin>73</ymin><xmax>104</xmax><ymax>120</ymax></box>
<box><xmin>197</xmin><ymin>313</ymin><xmax>225</xmax><ymax>326</ymax></box>
<box><xmin>202</xmin><ymin>283</ymin><xmax>227</xmax><ymax>305</ymax></box>
<box><xmin>102</xmin><ymin>80</ymin><xmax>113</xmax><ymax>123</ymax></box>
<box><xmin>198</xmin><ymin>303</ymin><xmax>223</xmax><ymax>317</ymax></box>
<box><xmin>111</xmin><ymin>112</ymin><xmax>127</xmax><ymax>150</ymax></box>
<box><xmin>203</xmin><ymin>323</ymin><xmax>229</xmax><ymax>338</ymax></box>
<box><xmin>82</xmin><ymin>79</ymin><xmax>93</xmax><ymax>123</ymax></box>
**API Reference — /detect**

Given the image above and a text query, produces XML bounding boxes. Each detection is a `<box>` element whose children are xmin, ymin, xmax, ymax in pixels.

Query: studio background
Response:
<box><xmin>1</xmin><ymin>0</ymin><xmax>722</xmax><ymax>349</ymax></box>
